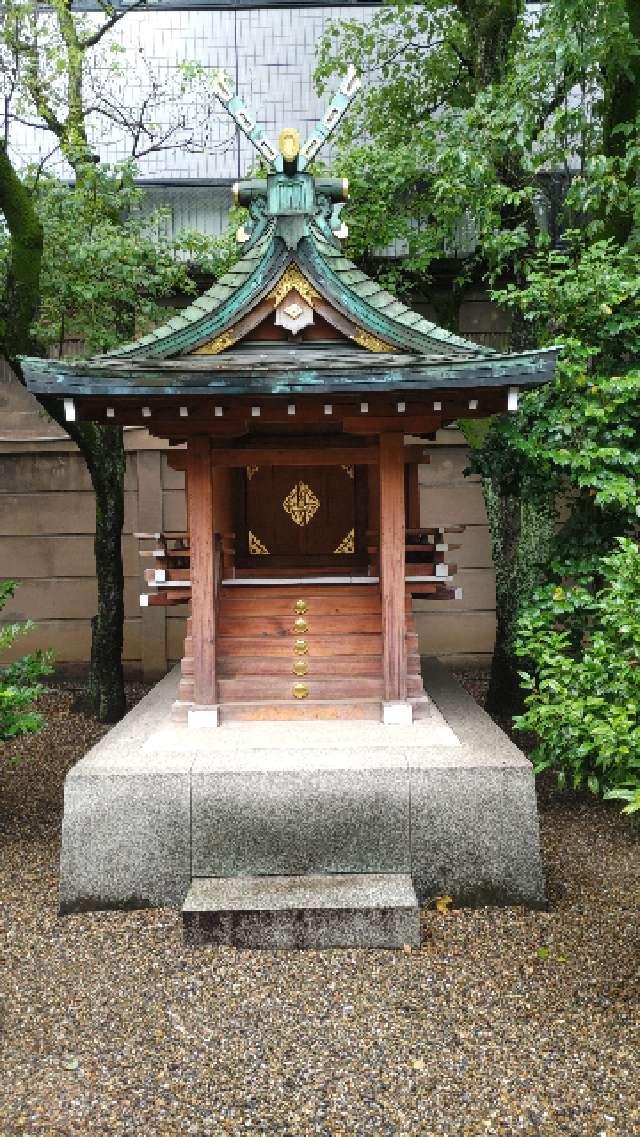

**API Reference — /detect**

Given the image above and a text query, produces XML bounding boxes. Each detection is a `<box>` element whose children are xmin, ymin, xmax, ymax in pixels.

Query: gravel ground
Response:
<box><xmin>1</xmin><ymin>680</ymin><xmax>639</xmax><ymax>1137</ymax></box>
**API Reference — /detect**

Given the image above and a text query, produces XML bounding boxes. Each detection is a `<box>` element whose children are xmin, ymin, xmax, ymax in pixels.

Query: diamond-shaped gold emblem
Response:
<box><xmin>283</xmin><ymin>302</ymin><xmax>304</xmax><ymax>321</ymax></box>
<box><xmin>282</xmin><ymin>480</ymin><xmax>320</xmax><ymax>527</ymax></box>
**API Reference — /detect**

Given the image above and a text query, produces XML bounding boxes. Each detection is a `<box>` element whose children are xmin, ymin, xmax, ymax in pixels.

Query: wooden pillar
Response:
<box><xmin>136</xmin><ymin>449</ymin><xmax>167</xmax><ymax>682</ymax></box>
<box><xmin>186</xmin><ymin>435</ymin><xmax>216</xmax><ymax>708</ymax></box>
<box><xmin>379</xmin><ymin>432</ymin><xmax>407</xmax><ymax>704</ymax></box>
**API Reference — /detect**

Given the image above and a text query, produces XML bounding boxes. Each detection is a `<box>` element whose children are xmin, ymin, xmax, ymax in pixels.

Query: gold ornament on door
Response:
<box><xmin>248</xmin><ymin>530</ymin><xmax>269</xmax><ymax>555</ymax></box>
<box><xmin>282</xmin><ymin>480</ymin><xmax>320</xmax><ymax>527</ymax></box>
<box><xmin>334</xmin><ymin>528</ymin><xmax>355</xmax><ymax>554</ymax></box>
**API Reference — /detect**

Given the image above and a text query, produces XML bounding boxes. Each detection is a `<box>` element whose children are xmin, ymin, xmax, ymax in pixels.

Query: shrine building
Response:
<box><xmin>19</xmin><ymin>70</ymin><xmax>558</xmax><ymax>941</ymax></box>
<box><xmin>22</xmin><ymin>69</ymin><xmax>557</xmax><ymax>729</ymax></box>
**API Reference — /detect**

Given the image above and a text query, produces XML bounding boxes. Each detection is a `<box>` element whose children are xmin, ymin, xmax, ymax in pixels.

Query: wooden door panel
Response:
<box><xmin>243</xmin><ymin>464</ymin><xmax>360</xmax><ymax>563</ymax></box>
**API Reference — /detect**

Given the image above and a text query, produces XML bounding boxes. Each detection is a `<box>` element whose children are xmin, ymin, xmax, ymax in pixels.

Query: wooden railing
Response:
<box><xmin>367</xmin><ymin>525</ymin><xmax>465</xmax><ymax>600</ymax></box>
<box><xmin>137</xmin><ymin>530</ymin><xmax>236</xmax><ymax>607</ymax></box>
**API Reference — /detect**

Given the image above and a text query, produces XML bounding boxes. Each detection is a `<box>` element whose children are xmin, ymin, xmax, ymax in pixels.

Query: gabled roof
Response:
<box><xmin>20</xmin><ymin>157</ymin><xmax>559</xmax><ymax>404</ymax></box>
<box><xmin>105</xmin><ymin>217</ymin><xmax>493</xmax><ymax>363</ymax></box>
<box><xmin>20</xmin><ymin>68</ymin><xmax>560</xmax><ymax>407</ymax></box>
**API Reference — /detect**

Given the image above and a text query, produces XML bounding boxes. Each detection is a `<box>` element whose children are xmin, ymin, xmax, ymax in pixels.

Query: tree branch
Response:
<box><xmin>79</xmin><ymin>1</ymin><xmax>145</xmax><ymax>51</ymax></box>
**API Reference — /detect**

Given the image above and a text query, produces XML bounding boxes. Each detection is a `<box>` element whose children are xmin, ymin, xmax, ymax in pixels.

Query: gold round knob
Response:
<box><xmin>293</xmin><ymin>638</ymin><xmax>308</xmax><ymax>655</ymax></box>
<box><xmin>293</xmin><ymin>616</ymin><xmax>308</xmax><ymax>633</ymax></box>
<box><xmin>292</xmin><ymin>682</ymin><xmax>309</xmax><ymax>700</ymax></box>
<box><xmin>292</xmin><ymin>659</ymin><xmax>309</xmax><ymax>677</ymax></box>
<box><xmin>294</xmin><ymin>599</ymin><xmax>308</xmax><ymax>614</ymax></box>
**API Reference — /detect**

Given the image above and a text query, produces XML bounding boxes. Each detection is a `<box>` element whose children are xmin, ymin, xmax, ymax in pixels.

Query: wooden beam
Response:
<box><xmin>379</xmin><ymin>432</ymin><xmax>407</xmax><ymax>702</ymax></box>
<box><xmin>343</xmin><ymin>415</ymin><xmax>440</xmax><ymax>435</ymax></box>
<box><xmin>186</xmin><ymin>435</ymin><xmax>216</xmax><ymax>706</ymax></box>
<box><xmin>208</xmin><ymin>446</ymin><xmax>378</xmax><ymax>467</ymax></box>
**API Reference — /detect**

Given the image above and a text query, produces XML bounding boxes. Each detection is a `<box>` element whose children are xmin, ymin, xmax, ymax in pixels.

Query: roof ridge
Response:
<box><xmin>308</xmin><ymin>225</ymin><xmax>494</xmax><ymax>357</ymax></box>
<box><xmin>104</xmin><ymin>222</ymin><xmax>278</xmax><ymax>359</ymax></box>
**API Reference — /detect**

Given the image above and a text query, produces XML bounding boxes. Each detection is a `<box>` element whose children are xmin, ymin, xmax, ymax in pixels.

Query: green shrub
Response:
<box><xmin>0</xmin><ymin>582</ymin><xmax>53</xmax><ymax>743</ymax></box>
<box><xmin>514</xmin><ymin>539</ymin><xmax>640</xmax><ymax>809</ymax></box>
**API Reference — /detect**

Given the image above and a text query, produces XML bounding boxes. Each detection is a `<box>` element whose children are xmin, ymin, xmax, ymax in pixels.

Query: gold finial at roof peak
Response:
<box><xmin>278</xmin><ymin>127</ymin><xmax>301</xmax><ymax>164</ymax></box>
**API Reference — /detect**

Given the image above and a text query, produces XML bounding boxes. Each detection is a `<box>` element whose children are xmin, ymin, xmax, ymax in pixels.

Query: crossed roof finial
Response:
<box><xmin>211</xmin><ymin>65</ymin><xmax>361</xmax><ymax>174</ymax></box>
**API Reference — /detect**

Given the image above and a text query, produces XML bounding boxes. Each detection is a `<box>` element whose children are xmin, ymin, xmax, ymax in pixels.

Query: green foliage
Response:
<box><xmin>316</xmin><ymin>0</ymin><xmax>637</xmax><ymax>282</ymax></box>
<box><xmin>318</xmin><ymin>0</ymin><xmax>640</xmax><ymax>811</ymax></box>
<box><xmin>515</xmin><ymin>540</ymin><xmax>640</xmax><ymax>802</ymax></box>
<box><xmin>489</xmin><ymin>227</ymin><xmax>640</xmax><ymax>807</ymax></box>
<box><xmin>0</xmin><ymin>163</ymin><xmax>232</xmax><ymax>355</ymax></box>
<box><xmin>0</xmin><ymin>582</ymin><xmax>53</xmax><ymax>745</ymax></box>
<box><xmin>474</xmin><ymin>241</ymin><xmax>640</xmax><ymax>802</ymax></box>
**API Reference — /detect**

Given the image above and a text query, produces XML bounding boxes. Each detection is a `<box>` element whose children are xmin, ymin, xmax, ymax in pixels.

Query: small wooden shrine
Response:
<box><xmin>22</xmin><ymin>69</ymin><xmax>558</xmax><ymax>727</ymax></box>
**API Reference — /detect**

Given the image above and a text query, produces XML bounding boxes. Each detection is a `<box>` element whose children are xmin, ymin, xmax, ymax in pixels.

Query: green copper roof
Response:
<box><xmin>104</xmin><ymin>202</ymin><xmax>493</xmax><ymax>364</ymax></box>
<box><xmin>21</xmin><ymin>343</ymin><xmax>559</xmax><ymax>401</ymax></box>
<box><xmin>20</xmin><ymin>71</ymin><xmax>560</xmax><ymax>403</ymax></box>
<box><xmin>107</xmin><ymin>222</ymin><xmax>281</xmax><ymax>358</ymax></box>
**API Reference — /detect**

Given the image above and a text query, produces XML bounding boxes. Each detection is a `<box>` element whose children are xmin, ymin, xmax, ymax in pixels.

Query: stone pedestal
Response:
<box><xmin>59</xmin><ymin>659</ymin><xmax>546</xmax><ymax>924</ymax></box>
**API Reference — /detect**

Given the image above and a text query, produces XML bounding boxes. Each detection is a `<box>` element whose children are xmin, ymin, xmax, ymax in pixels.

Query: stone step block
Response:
<box><xmin>182</xmin><ymin>873</ymin><xmax>420</xmax><ymax>948</ymax></box>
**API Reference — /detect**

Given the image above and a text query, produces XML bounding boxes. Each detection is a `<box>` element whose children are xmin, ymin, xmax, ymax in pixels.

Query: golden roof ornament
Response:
<box><xmin>278</xmin><ymin>127</ymin><xmax>301</xmax><ymax>176</ymax></box>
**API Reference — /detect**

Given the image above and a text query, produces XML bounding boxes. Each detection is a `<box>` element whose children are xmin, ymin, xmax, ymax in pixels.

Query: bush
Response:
<box><xmin>514</xmin><ymin>539</ymin><xmax>640</xmax><ymax>811</ymax></box>
<box><xmin>0</xmin><ymin>582</ymin><xmax>53</xmax><ymax>744</ymax></box>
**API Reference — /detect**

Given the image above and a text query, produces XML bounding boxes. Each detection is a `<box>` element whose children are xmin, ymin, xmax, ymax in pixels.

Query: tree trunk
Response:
<box><xmin>0</xmin><ymin>142</ymin><xmax>43</xmax><ymax>356</ymax></box>
<box><xmin>481</xmin><ymin>478</ymin><xmax>555</xmax><ymax>716</ymax></box>
<box><xmin>80</xmin><ymin>424</ymin><xmax>127</xmax><ymax>722</ymax></box>
<box><xmin>602</xmin><ymin>0</ymin><xmax>640</xmax><ymax>244</ymax></box>
<box><xmin>455</xmin><ymin>1</ymin><xmax>523</xmax><ymax>87</ymax></box>
<box><xmin>0</xmin><ymin>145</ymin><xmax>128</xmax><ymax>724</ymax></box>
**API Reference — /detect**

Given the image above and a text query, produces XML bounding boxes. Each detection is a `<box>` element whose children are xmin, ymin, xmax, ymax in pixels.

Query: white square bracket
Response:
<box><xmin>382</xmin><ymin>701</ymin><xmax>413</xmax><ymax>726</ymax></box>
<box><xmin>187</xmin><ymin>705</ymin><xmax>220</xmax><ymax>729</ymax></box>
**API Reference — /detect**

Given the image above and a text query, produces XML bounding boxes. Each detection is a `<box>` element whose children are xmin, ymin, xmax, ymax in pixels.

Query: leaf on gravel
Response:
<box><xmin>62</xmin><ymin>1056</ymin><xmax>79</xmax><ymax>1071</ymax></box>
<box><xmin>537</xmin><ymin>946</ymin><xmax>551</xmax><ymax>961</ymax></box>
<box><xmin>435</xmin><ymin>894</ymin><xmax>453</xmax><ymax>914</ymax></box>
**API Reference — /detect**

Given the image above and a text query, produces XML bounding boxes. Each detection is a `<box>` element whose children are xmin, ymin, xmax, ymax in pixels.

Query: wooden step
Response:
<box><xmin>221</xmin><ymin>582</ymin><xmax>379</xmax><ymax>597</ymax></box>
<box><xmin>218</xmin><ymin>614</ymin><xmax>382</xmax><ymax>635</ymax></box>
<box><xmin>180</xmin><ymin>674</ymin><xmax>425</xmax><ymax>702</ymax></box>
<box><xmin>214</xmin><ymin>633</ymin><xmax>384</xmax><ymax>658</ymax></box>
<box><xmin>220</xmin><ymin>593</ymin><xmax>386</xmax><ymax>615</ymax></box>
<box><xmin>218</xmin><ymin>699</ymin><xmax>384</xmax><ymax>723</ymax></box>
<box><xmin>228</xmin><ymin>568</ymin><xmax>371</xmax><ymax>580</ymax></box>
<box><xmin>197</xmin><ymin>653</ymin><xmax>423</xmax><ymax>678</ymax></box>
<box><xmin>215</xmin><ymin>656</ymin><xmax>385</xmax><ymax>678</ymax></box>
<box><xmin>218</xmin><ymin>676</ymin><xmax>387</xmax><ymax>701</ymax></box>
<box><xmin>184</xmin><ymin>631</ymin><xmax>419</xmax><ymax>657</ymax></box>
<box><xmin>176</xmin><ymin>579</ymin><xmax>425</xmax><ymax>719</ymax></box>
